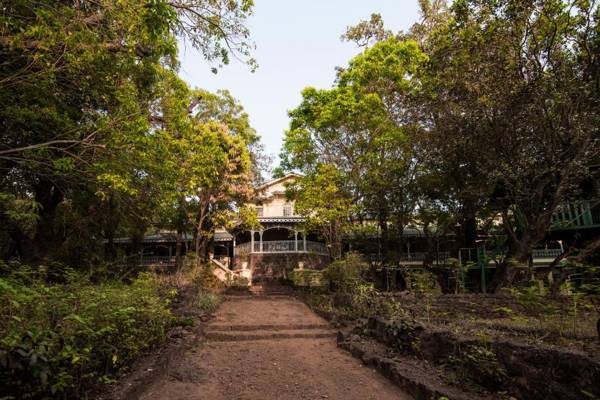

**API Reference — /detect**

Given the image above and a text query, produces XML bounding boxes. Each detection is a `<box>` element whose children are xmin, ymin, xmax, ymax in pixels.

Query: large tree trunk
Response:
<box><xmin>22</xmin><ymin>180</ymin><xmax>64</xmax><ymax>264</ymax></box>
<box><xmin>174</xmin><ymin>196</ymin><xmax>186</xmax><ymax>271</ymax></box>
<box><xmin>194</xmin><ymin>200</ymin><xmax>212</xmax><ymax>262</ymax></box>
<box><xmin>175</xmin><ymin>229</ymin><xmax>183</xmax><ymax>271</ymax></box>
<box><xmin>488</xmin><ymin>236</ymin><xmax>533</xmax><ymax>293</ymax></box>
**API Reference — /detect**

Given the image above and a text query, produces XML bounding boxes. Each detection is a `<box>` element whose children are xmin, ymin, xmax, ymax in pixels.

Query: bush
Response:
<box><xmin>289</xmin><ymin>269</ymin><xmax>327</xmax><ymax>288</ymax></box>
<box><xmin>190</xmin><ymin>262</ymin><xmax>225</xmax><ymax>289</ymax></box>
<box><xmin>196</xmin><ymin>290</ymin><xmax>221</xmax><ymax>313</ymax></box>
<box><xmin>0</xmin><ymin>266</ymin><xmax>173</xmax><ymax>399</ymax></box>
<box><xmin>452</xmin><ymin>345</ymin><xmax>507</xmax><ymax>389</ymax></box>
<box><xmin>322</xmin><ymin>252</ymin><xmax>369</xmax><ymax>292</ymax></box>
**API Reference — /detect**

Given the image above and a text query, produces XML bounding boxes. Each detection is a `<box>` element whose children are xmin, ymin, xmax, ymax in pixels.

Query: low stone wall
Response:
<box><xmin>234</xmin><ymin>253</ymin><xmax>330</xmax><ymax>283</ymax></box>
<box><xmin>365</xmin><ymin>317</ymin><xmax>600</xmax><ymax>400</ymax></box>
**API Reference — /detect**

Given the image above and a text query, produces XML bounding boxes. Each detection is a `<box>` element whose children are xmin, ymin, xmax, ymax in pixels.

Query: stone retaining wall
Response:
<box><xmin>234</xmin><ymin>253</ymin><xmax>330</xmax><ymax>283</ymax></box>
<box><xmin>366</xmin><ymin>317</ymin><xmax>600</xmax><ymax>400</ymax></box>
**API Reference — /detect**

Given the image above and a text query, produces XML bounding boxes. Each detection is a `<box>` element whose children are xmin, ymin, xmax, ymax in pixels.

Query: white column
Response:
<box><xmin>259</xmin><ymin>230</ymin><xmax>263</xmax><ymax>253</ymax></box>
<box><xmin>250</xmin><ymin>229</ymin><xmax>254</xmax><ymax>253</ymax></box>
<box><xmin>294</xmin><ymin>231</ymin><xmax>298</xmax><ymax>252</ymax></box>
<box><xmin>303</xmin><ymin>231</ymin><xmax>307</xmax><ymax>252</ymax></box>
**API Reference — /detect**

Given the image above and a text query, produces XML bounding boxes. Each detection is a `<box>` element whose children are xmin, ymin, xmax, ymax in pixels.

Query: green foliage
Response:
<box><xmin>0</xmin><ymin>266</ymin><xmax>173</xmax><ymax>399</ymax></box>
<box><xmin>452</xmin><ymin>345</ymin><xmax>507</xmax><ymax>389</ymax></box>
<box><xmin>0</xmin><ymin>0</ymin><xmax>258</xmax><ymax>265</ymax></box>
<box><xmin>384</xmin><ymin>317</ymin><xmax>422</xmax><ymax>353</ymax></box>
<box><xmin>289</xmin><ymin>269</ymin><xmax>327</xmax><ymax>288</ymax></box>
<box><xmin>196</xmin><ymin>290</ymin><xmax>221</xmax><ymax>314</ymax></box>
<box><xmin>280</xmin><ymin>37</ymin><xmax>427</xmax><ymax>263</ymax></box>
<box><xmin>191</xmin><ymin>263</ymin><xmax>224</xmax><ymax>290</ymax></box>
<box><xmin>286</xmin><ymin>164</ymin><xmax>353</xmax><ymax>259</ymax></box>
<box><xmin>403</xmin><ymin>269</ymin><xmax>441</xmax><ymax>296</ymax></box>
<box><xmin>322</xmin><ymin>252</ymin><xmax>369</xmax><ymax>292</ymax></box>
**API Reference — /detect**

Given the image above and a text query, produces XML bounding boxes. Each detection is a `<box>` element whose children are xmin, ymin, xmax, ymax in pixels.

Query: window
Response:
<box><xmin>283</xmin><ymin>204</ymin><xmax>292</xmax><ymax>217</ymax></box>
<box><xmin>256</xmin><ymin>207</ymin><xmax>263</xmax><ymax>217</ymax></box>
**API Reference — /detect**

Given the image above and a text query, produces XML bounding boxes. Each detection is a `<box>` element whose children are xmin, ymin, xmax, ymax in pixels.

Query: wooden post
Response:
<box><xmin>303</xmin><ymin>231</ymin><xmax>307</xmax><ymax>252</ymax></box>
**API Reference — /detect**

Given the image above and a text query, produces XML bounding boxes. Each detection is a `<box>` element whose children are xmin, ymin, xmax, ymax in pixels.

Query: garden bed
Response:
<box><xmin>298</xmin><ymin>288</ymin><xmax>600</xmax><ymax>399</ymax></box>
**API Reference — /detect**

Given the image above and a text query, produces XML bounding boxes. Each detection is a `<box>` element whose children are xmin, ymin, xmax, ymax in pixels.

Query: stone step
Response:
<box><xmin>223</xmin><ymin>294</ymin><xmax>294</xmax><ymax>301</ymax></box>
<box><xmin>207</xmin><ymin>323</ymin><xmax>331</xmax><ymax>332</ymax></box>
<box><xmin>204</xmin><ymin>329</ymin><xmax>336</xmax><ymax>342</ymax></box>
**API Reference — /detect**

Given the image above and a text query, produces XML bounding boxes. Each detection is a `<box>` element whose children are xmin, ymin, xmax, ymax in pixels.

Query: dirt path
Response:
<box><xmin>133</xmin><ymin>293</ymin><xmax>412</xmax><ymax>400</ymax></box>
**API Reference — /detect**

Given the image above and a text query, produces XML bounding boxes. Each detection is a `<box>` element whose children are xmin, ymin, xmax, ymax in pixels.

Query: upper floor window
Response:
<box><xmin>256</xmin><ymin>207</ymin><xmax>263</xmax><ymax>217</ymax></box>
<box><xmin>283</xmin><ymin>204</ymin><xmax>293</xmax><ymax>217</ymax></box>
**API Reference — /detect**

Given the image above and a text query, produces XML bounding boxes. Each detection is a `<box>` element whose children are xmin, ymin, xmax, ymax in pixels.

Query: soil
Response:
<box><xmin>102</xmin><ymin>289</ymin><xmax>413</xmax><ymax>400</ymax></box>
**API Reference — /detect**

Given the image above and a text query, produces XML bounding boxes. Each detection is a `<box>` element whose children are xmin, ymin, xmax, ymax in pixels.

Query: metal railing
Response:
<box><xmin>397</xmin><ymin>252</ymin><xmax>450</xmax><ymax>262</ymax></box>
<box><xmin>234</xmin><ymin>240</ymin><xmax>328</xmax><ymax>256</ymax></box>
<box><xmin>551</xmin><ymin>199</ymin><xmax>600</xmax><ymax>229</ymax></box>
<box><xmin>139</xmin><ymin>256</ymin><xmax>176</xmax><ymax>266</ymax></box>
<box><xmin>532</xmin><ymin>248</ymin><xmax>563</xmax><ymax>258</ymax></box>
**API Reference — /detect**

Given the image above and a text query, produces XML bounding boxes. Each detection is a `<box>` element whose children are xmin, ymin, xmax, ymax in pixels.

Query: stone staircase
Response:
<box><xmin>204</xmin><ymin>323</ymin><xmax>335</xmax><ymax>342</ymax></box>
<box><xmin>204</xmin><ymin>286</ymin><xmax>337</xmax><ymax>343</ymax></box>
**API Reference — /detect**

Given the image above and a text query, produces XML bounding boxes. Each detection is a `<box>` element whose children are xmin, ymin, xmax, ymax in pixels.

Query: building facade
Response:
<box><xmin>227</xmin><ymin>173</ymin><xmax>329</xmax><ymax>283</ymax></box>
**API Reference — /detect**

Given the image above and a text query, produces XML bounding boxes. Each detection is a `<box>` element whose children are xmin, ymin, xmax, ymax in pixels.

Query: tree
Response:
<box><xmin>0</xmin><ymin>0</ymin><xmax>256</xmax><ymax>265</ymax></box>
<box><xmin>418</xmin><ymin>0</ymin><xmax>600</xmax><ymax>290</ymax></box>
<box><xmin>281</xmin><ymin>37</ymin><xmax>427</xmax><ymax>264</ymax></box>
<box><xmin>287</xmin><ymin>165</ymin><xmax>353</xmax><ymax>260</ymax></box>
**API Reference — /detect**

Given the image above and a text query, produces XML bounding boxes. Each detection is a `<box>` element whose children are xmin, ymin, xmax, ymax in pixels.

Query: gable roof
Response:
<box><xmin>255</xmin><ymin>172</ymin><xmax>302</xmax><ymax>191</ymax></box>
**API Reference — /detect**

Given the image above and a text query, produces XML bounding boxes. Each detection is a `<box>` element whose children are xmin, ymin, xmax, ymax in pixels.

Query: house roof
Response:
<box><xmin>255</xmin><ymin>172</ymin><xmax>302</xmax><ymax>191</ymax></box>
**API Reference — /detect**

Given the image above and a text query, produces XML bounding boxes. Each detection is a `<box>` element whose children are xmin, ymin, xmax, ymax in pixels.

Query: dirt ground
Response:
<box><xmin>113</xmin><ymin>293</ymin><xmax>412</xmax><ymax>400</ymax></box>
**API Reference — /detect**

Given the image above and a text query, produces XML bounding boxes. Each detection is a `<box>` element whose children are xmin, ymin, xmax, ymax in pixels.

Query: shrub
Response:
<box><xmin>289</xmin><ymin>269</ymin><xmax>327</xmax><ymax>288</ymax></box>
<box><xmin>322</xmin><ymin>252</ymin><xmax>369</xmax><ymax>292</ymax></box>
<box><xmin>403</xmin><ymin>269</ymin><xmax>441</xmax><ymax>295</ymax></box>
<box><xmin>229</xmin><ymin>275</ymin><xmax>249</xmax><ymax>288</ymax></box>
<box><xmin>196</xmin><ymin>290</ymin><xmax>221</xmax><ymax>313</ymax></box>
<box><xmin>452</xmin><ymin>345</ymin><xmax>507</xmax><ymax>389</ymax></box>
<box><xmin>191</xmin><ymin>262</ymin><xmax>225</xmax><ymax>289</ymax></box>
<box><xmin>0</xmin><ymin>266</ymin><xmax>173</xmax><ymax>399</ymax></box>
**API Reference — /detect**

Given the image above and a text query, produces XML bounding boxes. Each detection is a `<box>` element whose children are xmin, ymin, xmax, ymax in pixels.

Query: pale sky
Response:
<box><xmin>179</xmin><ymin>0</ymin><xmax>421</xmax><ymax>165</ymax></box>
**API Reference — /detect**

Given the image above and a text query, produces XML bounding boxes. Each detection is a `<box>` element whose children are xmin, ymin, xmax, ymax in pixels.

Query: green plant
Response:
<box><xmin>0</xmin><ymin>267</ymin><xmax>173</xmax><ymax>399</ymax></box>
<box><xmin>403</xmin><ymin>269</ymin><xmax>440</xmax><ymax>322</ymax></box>
<box><xmin>385</xmin><ymin>317</ymin><xmax>422</xmax><ymax>353</ymax></box>
<box><xmin>322</xmin><ymin>252</ymin><xmax>368</xmax><ymax>293</ymax></box>
<box><xmin>196</xmin><ymin>290</ymin><xmax>221</xmax><ymax>313</ymax></box>
<box><xmin>452</xmin><ymin>345</ymin><xmax>507</xmax><ymax>389</ymax></box>
<box><xmin>289</xmin><ymin>269</ymin><xmax>327</xmax><ymax>288</ymax></box>
<box><xmin>191</xmin><ymin>263</ymin><xmax>224</xmax><ymax>289</ymax></box>
<box><xmin>448</xmin><ymin>258</ymin><xmax>469</xmax><ymax>294</ymax></box>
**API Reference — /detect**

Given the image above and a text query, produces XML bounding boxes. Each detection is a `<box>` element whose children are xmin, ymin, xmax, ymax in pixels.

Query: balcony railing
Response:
<box><xmin>397</xmin><ymin>252</ymin><xmax>450</xmax><ymax>262</ymax></box>
<box><xmin>532</xmin><ymin>248</ymin><xmax>563</xmax><ymax>258</ymax></box>
<box><xmin>234</xmin><ymin>240</ymin><xmax>328</xmax><ymax>256</ymax></box>
<box><xmin>551</xmin><ymin>200</ymin><xmax>600</xmax><ymax>230</ymax></box>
